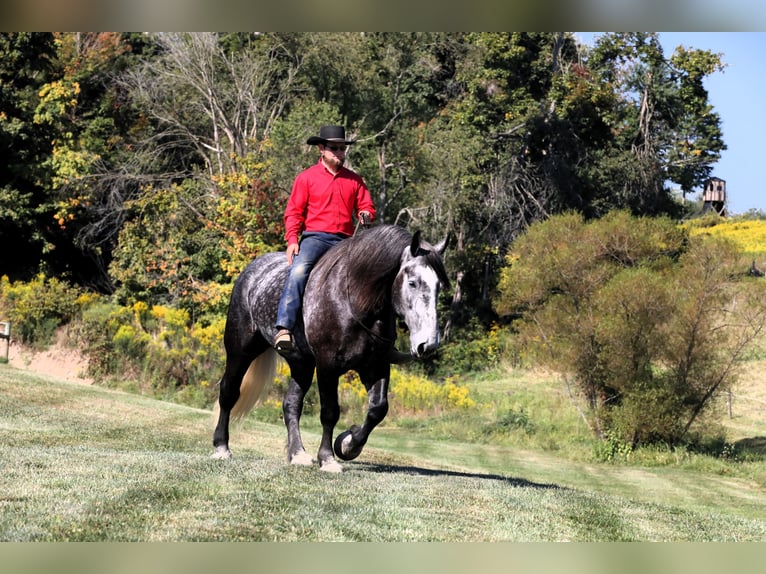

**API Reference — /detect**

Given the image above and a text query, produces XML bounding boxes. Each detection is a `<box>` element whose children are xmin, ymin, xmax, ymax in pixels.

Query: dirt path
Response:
<box><xmin>5</xmin><ymin>337</ymin><xmax>92</xmax><ymax>385</ymax></box>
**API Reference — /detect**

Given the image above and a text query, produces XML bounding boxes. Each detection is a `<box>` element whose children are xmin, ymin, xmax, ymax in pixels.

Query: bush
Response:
<box><xmin>71</xmin><ymin>300</ymin><xmax>225</xmax><ymax>406</ymax></box>
<box><xmin>433</xmin><ymin>322</ymin><xmax>506</xmax><ymax>375</ymax></box>
<box><xmin>593</xmin><ymin>429</ymin><xmax>634</xmax><ymax>462</ymax></box>
<box><xmin>0</xmin><ymin>274</ymin><xmax>85</xmax><ymax>346</ymax></box>
<box><xmin>389</xmin><ymin>369</ymin><xmax>476</xmax><ymax>415</ymax></box>
<box><xmin>482</xmin><ymin>405</ymin><xmax>536</xmax><ymax>437</ymax></box>
<box><xmin>495</xmin><ymin>211</ymin><xmax>766</xmax><ymax>448</ymax></box>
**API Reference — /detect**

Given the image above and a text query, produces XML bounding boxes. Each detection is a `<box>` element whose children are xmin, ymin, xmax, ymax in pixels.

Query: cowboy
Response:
<box><xmin>274</xmin><ymin>125</ymin><xmax>376</xmax><ymax>353</ymax></box>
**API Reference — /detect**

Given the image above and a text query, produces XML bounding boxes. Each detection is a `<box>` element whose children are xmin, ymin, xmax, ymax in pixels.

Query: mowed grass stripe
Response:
<box><xmin>1</xmin><ymin>367</ymin><xmax>765</xmax><ymax>541</ymax></box>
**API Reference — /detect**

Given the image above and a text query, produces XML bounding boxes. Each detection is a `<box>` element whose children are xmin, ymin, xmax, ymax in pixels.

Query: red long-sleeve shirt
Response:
<box><xmin>284</xmin><ymin>160</ymin><xmax>376</xmax><ymax>245</ymax></box>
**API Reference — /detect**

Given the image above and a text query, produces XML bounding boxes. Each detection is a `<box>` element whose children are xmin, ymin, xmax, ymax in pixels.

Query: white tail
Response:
<box><xmin>213</xmin><ymin>348</ymin><xmax>280</xmax><ymax>425</ymax></box>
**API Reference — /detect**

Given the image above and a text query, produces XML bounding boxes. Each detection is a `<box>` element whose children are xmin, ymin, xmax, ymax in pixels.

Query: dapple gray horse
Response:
<box><xmin>212</xmin><ymin>224</ymin><xmax>449</xmax><ymax>472</ymax></box>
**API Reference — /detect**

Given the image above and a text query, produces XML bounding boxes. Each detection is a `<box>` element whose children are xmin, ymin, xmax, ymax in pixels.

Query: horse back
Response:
<box><xmin>225</xmin><ymin>252</ymin><xmax>288</xmax><ymax>348</ymax></box>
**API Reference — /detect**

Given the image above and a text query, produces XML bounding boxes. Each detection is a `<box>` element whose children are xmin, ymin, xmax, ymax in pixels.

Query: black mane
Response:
<box><xmin>315</xmin><ymin>224</ymin><xmax>449</xmax><ymax>316</ymax></box>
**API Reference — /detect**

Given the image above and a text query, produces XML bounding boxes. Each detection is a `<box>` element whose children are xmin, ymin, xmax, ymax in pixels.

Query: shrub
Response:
<box><xmin>593</xmin><ymin>429</ymin><xmax>634</xmax><ymax>462</ymax></box>
<box><xmin>70</xmin><ymin>300</ymin><xmax>226</xmax><ymax>406</ymax></box>
<box><xmin>433</xmin><ymin>322</ymin><xmax>506</xmax><ymax>375</ymax></box>
<box><xmin>482</xmin><ymin>405</ymin><xmax>536</xmax><ymax>437</ymax></box>
<box><xmin>0</xmin><ymin>274</ymin><xmax>85</xmax><ymax>346</ymax></box>
<box><xmin>389</xmin><ymin>369</ymin><xmax>476</xmax><ymax>415</ymax></box>
<box><xmin>496</xmin><ymin>211</ymin><xmax>766</xmax><ymax>448</ymax></box>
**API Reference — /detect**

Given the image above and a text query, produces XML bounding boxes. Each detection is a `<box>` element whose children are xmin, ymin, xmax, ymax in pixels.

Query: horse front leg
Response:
<box><xmin>333</xmin><ymin>370</ymin><xmax>389</xmax><ymax>463</ymax></box>
<box><xmin>282</xmin><ymin>363</ymin><xmax>315</xmax><ymax>466</ymax></box>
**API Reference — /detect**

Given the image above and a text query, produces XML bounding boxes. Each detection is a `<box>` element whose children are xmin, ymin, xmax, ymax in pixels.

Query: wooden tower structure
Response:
<box><xmin>701</xmin><ymin>177</ymin><xmax>727</xmax><ymax>216</ymax></box>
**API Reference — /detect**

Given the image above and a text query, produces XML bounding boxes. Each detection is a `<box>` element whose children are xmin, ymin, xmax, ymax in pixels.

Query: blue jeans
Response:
<box><xmin>276</xmin><ymin>232</ymin><xmax>346</xmax><ymax>331</ymax></box>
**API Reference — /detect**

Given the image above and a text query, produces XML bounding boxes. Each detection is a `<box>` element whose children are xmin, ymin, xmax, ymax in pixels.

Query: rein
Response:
<box><xmin>353</xmin><ymin>212</ymin><xmax>371</xmax><ymax>236</ymax></box>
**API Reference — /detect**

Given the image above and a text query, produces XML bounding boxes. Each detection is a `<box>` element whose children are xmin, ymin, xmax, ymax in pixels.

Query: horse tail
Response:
<box><xmin>213</xmin><ymin>348</ymin><xmax>280</xmax><ymax>426</ymax></box>
<box><xmin>231</xmin><ymin>348</ymin><xmax>280</xmax><ymax>421</ymax></box>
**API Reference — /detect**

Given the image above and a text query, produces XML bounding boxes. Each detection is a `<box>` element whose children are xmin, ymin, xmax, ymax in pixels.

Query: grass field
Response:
<box><xmin>2</xmin><ymin>361</ymin><xmax>766</xmax><ymax>543</ymax></box>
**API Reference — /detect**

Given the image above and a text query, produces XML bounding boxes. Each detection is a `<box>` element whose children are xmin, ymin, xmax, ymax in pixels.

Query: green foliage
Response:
<box><xmin>71</xmin><ymin>298</ymin><xmax>225</xmax><ymax>406</ymax></box>
<box><xmin>210</xmin><ymin>153</ymin><xmax>285</xmax><ymax>277</ymax></box>
<box><xmin>496</xmin><ymin>211</ymin><xmax>766</xmax><ymax>448</ymax></box>
<box><xmin>431</xmin><ymin>321</ymin><xmax>507</xmax><ymax>376</ymax></box>
<box><xmin>0</xmin><ymin>274</ymin><xmax>86</xmax><ymax>346</ymax></box>
<box><xmin>593</xmin><ymin>429</ymin><xmax>635</xmax><ymax>463</ymax></box>
<box><xmin>483</xmin><ymin>404</ymin><xmax>536</xmax><ymax>437</ymax></box>
<box><xmin>109</xmin><ymin>179</ymin><xmax>228</xmax><ymax>311</ymax></box>
<box><xmin>389</xmin><ymin>369</ymin><xmax>477</xmax><ymax>414</ymax></box>
<box><xmin>0</xmin><ymin>33</ymin><xmax>60</xmax><ymax>277</ymax></box>
<box><xmin>0</xmin><ymin>31</ymin><xmax>741</xmax><ymax>425</ymax></box>
<box><xmin>584</xmin><ymin>33</ymin><xmax>724</xmax><ymax>214</ymax></box>
<box><xmin>0</xmin><ymin>32</ymin><xmax>733</xmax><ymax>346</ymax></box>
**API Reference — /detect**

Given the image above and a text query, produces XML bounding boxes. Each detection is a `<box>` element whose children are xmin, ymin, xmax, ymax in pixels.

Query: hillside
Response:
<box><xmin>2</xmin><ymin>360</ymin><xmax>766</xmax><ymax>543</ymax></box>
<box><xmin>5</xmin><ymin>336</ymin><xmax>92</xmax><ymax>385</ymax></box>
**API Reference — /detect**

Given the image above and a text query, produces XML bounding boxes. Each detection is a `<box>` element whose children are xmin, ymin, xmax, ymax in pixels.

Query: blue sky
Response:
<box><xmin>577</xmin><ymin>32</ymin><xmax>766</xmax><ymax>215</ymax></box>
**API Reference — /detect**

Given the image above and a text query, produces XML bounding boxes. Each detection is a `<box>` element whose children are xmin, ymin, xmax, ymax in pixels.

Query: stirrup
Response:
<box><xmin>275</xmin><ymin>329</ymin><xmax>293</xmax><ymax>353</ymax></box>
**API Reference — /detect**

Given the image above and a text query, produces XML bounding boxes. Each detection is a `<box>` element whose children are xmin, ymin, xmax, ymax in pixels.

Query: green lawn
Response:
<box><xmin>2</xmin><ymin>364</ymin><xmax>766</xmax><ymax>542</ymax></box>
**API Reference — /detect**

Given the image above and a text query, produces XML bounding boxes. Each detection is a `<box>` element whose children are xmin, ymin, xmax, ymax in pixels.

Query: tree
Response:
<box><xmin>121</xmin><ymin>32</ymin><xmax>301</xmax><ymax>178</ymax></box>
<box><xmin>32</xmin><ymin>32</ymin><xmax>143</xmax><ymax>289</ymax></box>
<box><xmin>108</xmin><ymin>179</ymin><xmax>228</xmax><ymax>312</ymax></box>
<box><xmin>102</xmin><ymin>33</ymin><xmax>307</xmax><ymax>304</ymax></box>
<box><xmin>418</xmin><ymin>33</ymin><xmax>586</xmax><ymax>336</ymax></box>
<box><xmin>585</xmin><ymin>33</ymin><xmax>725</xmax><ymax>213</ymax></box>
<box><xmin>0</xmin><ymin>32</ymin><xmax>736</xmax><ymax>352</ymax></box>
<box><xmin>210</xmin><ymin>153</ymin><xmax>284</xmax><ymax>277</ymax></box>
<box><xmin>0</xmin><ymin>33</ymin><xmax>58</xmax><ymax>279</ymax></box>
<box><xmin>353</xmin><ymin>33</ymin><xmax>464</xmax><ymax>223</ymax></box>
<box><xmin>495</xmin><ymin>211</ymin><xmax>766</xmax><ymax>447</ymax></box>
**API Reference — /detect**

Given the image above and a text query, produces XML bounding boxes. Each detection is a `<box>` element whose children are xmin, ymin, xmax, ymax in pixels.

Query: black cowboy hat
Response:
<box><xmin>306</xmin><ymin>125</ymin><xmax>356</xmax><ymax>146</ymax></box>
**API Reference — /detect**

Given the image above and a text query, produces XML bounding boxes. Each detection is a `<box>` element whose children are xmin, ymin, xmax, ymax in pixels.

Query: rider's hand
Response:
<box><xmin>359</xmin><ymin>211</ymin><xmax>371</xmax><ymax>226</ymax></box>
<box><xmin>286</xmin><ymin>243</ymin><xmax>299</xmax><ymax>265</ymax></box>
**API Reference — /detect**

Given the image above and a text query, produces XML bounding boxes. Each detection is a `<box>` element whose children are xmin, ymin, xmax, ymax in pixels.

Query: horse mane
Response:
<box><xmin>316</xmin><ymin>224</ymin><xmax>448</xmax><ymax>316</ymax></box>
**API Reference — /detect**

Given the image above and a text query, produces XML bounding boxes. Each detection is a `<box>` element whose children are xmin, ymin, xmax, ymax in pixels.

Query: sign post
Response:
<box><xmin>0</xmin><ymin>322</ymin><xmax>10</xmax><ymax>363</ymax></box>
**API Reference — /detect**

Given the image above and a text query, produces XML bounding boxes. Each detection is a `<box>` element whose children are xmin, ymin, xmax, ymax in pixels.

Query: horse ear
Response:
<box><xmin>433</xmin><ymin>235</ymin><xmax>448</xmax><ymax>256</ymax></box>
<box><xmin>410</xmin><ymin>230</ymin><xmax>422</xmax><ymax>256</ymax></box>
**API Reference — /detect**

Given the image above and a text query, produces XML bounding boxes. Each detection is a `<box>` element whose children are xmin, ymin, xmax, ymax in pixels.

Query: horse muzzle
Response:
<box><xmin>412</xmin><ymin>337</ymin><xmax>440</xmax><ymax>359</ymax></box>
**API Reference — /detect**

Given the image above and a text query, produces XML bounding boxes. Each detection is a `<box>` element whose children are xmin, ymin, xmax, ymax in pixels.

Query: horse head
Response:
<box><xmin>392</xmin><ymin>230</ymin><xmax>449</xmax><ymax>359</ymax></box>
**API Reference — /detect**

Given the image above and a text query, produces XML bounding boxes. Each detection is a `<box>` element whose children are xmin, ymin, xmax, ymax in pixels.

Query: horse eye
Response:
<box><xmin>408</xmin><ymin>280</ymin><xmax>417</xmax><ymax>288</ymax></box>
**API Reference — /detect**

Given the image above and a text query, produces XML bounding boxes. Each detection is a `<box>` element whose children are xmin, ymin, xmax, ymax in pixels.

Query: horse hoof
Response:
<box><xmin>290</xmin><ymin>450</ymin><xmax>315</xmax><ymax>466</ymax></box>
<box><xmin>333</xmin><ymin>430</ymin><xmax>362</xmax><ymax>461</ymax></box>
<box><xmin>212</xmin><ymin>446</ymin><xmax>232</xmax><ymax>460</ymax></box>
<box><xmin>319</xmin><ymin>459</ymin><xmax>343</xmax><ymax>473</ymax></box>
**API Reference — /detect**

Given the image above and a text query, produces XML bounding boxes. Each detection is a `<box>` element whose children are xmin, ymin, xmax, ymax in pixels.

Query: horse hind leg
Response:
<box><xmin>212</xmin><ymin>345</ymin><xmax>274</xmax><ymax>459</ymax></box>
<box><xmin>212</xmin><ymin>354</ymin><xmax>250</xmax><ymax>459</ymax></box>
<box><xmin>282</xmin><ymin>362</ymin><xmax>317</xmax><ymax>467</ymax></box>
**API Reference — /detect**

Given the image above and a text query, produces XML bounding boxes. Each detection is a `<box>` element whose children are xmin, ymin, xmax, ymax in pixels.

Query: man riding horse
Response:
<box><xmin>212</xmin><ymin>125</ymin><xmax>448</xmax><ymax>471</ymax></box>
<box><xmin>274</xmin><ymin>125</ymin><xmax>375</xmax><ymax>354</ymax></box>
